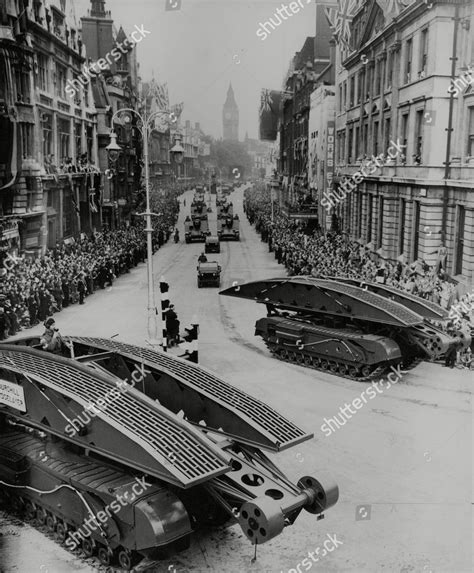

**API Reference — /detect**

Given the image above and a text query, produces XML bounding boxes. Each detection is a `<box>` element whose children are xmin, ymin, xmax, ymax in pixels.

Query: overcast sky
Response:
<box><xmin>72</xmin><ymin>0</ymin><xmax>317</xmax><ymax>139</ymax></box>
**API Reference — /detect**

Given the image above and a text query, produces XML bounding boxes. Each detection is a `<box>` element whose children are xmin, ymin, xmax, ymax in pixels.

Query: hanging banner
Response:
<box><xmin>326</xmin><ymin>120</ymin><xmax>335</xmax><ymax>192</ymax></box>
<box><xmin>259</xmin><ymin>89</ymin><xmax>282</xmax><ymax>141</ymax></box>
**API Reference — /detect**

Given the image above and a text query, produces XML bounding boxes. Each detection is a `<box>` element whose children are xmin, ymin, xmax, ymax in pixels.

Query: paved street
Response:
<box><xmin>1</xmin><ymin>187</ymin><xmax>472</xmax><ymax>573</ymax></box>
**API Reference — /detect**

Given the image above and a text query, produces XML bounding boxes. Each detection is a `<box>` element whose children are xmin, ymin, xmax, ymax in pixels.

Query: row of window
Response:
<box><xmin>20</xmin><ymin>117</ymin><xmax>94</xmax><ymax>164</ymax></box>
<box><xmin>36</xmin><ymin>54</ymin><xmax>90</xmax><ymax>106</ymax></box>
<box><xmin>339</xmin><ymin>28</ymin><xmax>429</xmax><ymax>110</ymax></box>
<box><xmin>336</xmin><ymin>107</ymin><xmax>474</xmax><ymax>164</ymax></box>
<box><xmin>14</xmin><ymin>54</ymin><xmax>90</xmax><ymax>107</ymax></box>
<box><xmin>346</xmin><ymin>194</ymin><xmax>465</xmax><ymax>274</ymax></box>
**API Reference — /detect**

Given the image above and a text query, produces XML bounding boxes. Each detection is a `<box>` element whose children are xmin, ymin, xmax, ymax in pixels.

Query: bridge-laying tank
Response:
<box><xmin>0</xmin><ymin>337</ymin><xmax>338</xmax><ymax>571</ymax></box>
<box><xmin>219</xmin><ymin>277</ymin><xmax>458</xmax><ymax>381</ymax></box>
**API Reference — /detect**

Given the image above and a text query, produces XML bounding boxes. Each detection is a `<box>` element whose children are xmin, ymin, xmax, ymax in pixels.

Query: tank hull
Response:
<box><xmin>256</xmin><ymin>316</ymin><xmax>402</xmax><ymax>381</ymax></box>
<box><xmin>0</xmin><ymin>430</ymin><xmax>192</xmax><ymax>569</ymax></box>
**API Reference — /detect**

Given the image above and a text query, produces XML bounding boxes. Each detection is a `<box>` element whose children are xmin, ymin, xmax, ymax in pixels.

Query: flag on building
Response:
<box><xmin>324</xmin><ymin>0</ymin><xmax>359</xmax><ymax>49</ymax></box>
<box><xmin>259</xmin><ymin>89</ymin><xmax>282</xmax><ymax>141</ymax></box>
<box><xmin>171</xmin><ymin>101</ymin><xmax>184</xmax><ymax>120</ymax></box>
<box><xmin>153</xmin><ymin>82</ymin><xmax>169</xmax><ymax>110</ymax></box>
<box><xmin>375</xmin><ymin>0</ymin><xmax>414</xmax><ymax>20</ymax></box>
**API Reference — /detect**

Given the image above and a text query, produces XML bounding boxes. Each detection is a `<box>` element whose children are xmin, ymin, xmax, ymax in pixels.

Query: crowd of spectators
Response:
<box><xmin>0</xmin><ymin>188</ymin><xmax>180</xmax><ymax>340</ymax></box>
<box><xmin>244</xmin><ymin>185</ymin><xmax>472</xmax><ymax>329</ymax></box>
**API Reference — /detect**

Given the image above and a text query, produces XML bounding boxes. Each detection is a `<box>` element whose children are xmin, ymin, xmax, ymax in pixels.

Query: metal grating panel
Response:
<box><xmin>71</xmin><ymin>337</ymin><xmax>309</xmax><ymax>449</ymax></box>
<box><xmin>297</xmin><ymin>279</ymin><xmax>421</xmax><ymax>326</ymax></box>
<box><xmin>0</xmin><ymin>348</ymin><xmax>228</xmax><ymax>486</ymax></box>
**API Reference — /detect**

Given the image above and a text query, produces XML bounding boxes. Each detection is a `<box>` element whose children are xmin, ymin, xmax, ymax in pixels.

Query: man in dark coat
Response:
<box><xmin>77</xmin><ymin>275</ymin><xmax>86</xmax><ymax>305</ymax></box>
<box><xmin>166</xmin><ymin>305</ymin><xmax>180</xmax><ymax>347</ymax></box>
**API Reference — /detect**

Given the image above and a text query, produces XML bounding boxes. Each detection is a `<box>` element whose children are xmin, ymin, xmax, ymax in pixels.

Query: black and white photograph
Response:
<box><xmin>0</xmin><ymin>0</ymin><xmax>472</xmax><ymax>571</ymax></box>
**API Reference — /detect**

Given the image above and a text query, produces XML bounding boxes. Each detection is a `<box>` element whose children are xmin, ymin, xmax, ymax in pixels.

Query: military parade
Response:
<box><xmin>0</xmin><ymin>1</ymin><xmax>473</xmax><ymax>572</ymax></box>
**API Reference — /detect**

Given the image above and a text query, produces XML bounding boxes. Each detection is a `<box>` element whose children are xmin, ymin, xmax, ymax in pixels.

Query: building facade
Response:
<box><xmin>0</xmin><ymin>0</ymin><xmax>101</xmax><ymax>257</ymax></box>
<box><xmin>332</xmin><ymin>0</ymin><xmax>473</xmax><ymax>283</ymax></box>
<box><xmin>279</xmin><ymin>4</ymin><xmax>333</xmax><ymax>219</ymax></box>
<box><xmin>81</xmin><ymin>1</ymin><xmax>141</xmax><ymax>230</ymax></box>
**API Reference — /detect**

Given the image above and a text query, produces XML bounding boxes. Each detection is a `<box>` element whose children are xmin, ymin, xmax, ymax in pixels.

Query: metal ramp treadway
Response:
<box><xmin>322</xmin><ymin>277</ymin><xmax>449</xmax><ymax>321</ymax></box>
<box><xmin>0</xmin><ymin>345</ymin><xmax>229</xmax><ymax>488</ymax></box>
<box><xmin>220</xmin><ymin>277</ymin><xmax>423</xmax><ymax>327</ymax></box>
<box><xmin>69</xmin><ymin>337</ymin><xmax>311</xmax><ymax>452</ymax></box>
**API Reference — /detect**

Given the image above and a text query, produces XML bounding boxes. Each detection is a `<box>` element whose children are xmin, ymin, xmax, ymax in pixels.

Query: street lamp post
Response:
<box><xmin>107</xmin><ymin>107</ymin><xmax>182</xmax><ymax>347</ymax></box>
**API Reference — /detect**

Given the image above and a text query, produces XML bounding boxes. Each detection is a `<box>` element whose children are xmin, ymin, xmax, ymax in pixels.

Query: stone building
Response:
<box><xmin>279</xmin><ymin>4</ymin><xmax>334</xmax><ymax>219</ymax></box>
<box><xmin>80</xmin><ymin>0</ymin><xmax>141</xmax><ymax>229</ymax></box>
<box><xmin>333</xmin><ymin>0</ymin><xmax>473</xmax><ymax>283</ymax></box>
<box><xmin>0</xmin><ymin>0</ymin><xmax>100</xmax><ymax>256</ymax></box>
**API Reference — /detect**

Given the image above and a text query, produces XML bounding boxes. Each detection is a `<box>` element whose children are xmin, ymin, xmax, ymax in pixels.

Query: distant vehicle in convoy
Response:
<box><xmin>217</xmin><ymin>200</ymin><xmax>233</xmax><ymax>218</ymax></box>
<box><xmin>205</xmin><ymin>235</ymin><xmax>220</xmax><ymax>254</ymax></box>
<box><xmin>184</xmin><ymin>214</ymin><xmax>209</xmax><ymax>243</ymax></box>
<box><xmin>217</xmin><ymin>214</ymin><xmax>240</xmax><ymax>241</ymax></box>
<box><xmin>197</xmin><ymin>261</ymin><xmax>221</xmax><ymax>288</ymax></box>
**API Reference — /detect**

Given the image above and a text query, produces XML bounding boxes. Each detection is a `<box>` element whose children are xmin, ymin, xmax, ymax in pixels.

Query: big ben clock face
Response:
<box><xmin>225</xmin><ymin>112</ymin><xmax>231</xmax><ymax>119</ymax></box>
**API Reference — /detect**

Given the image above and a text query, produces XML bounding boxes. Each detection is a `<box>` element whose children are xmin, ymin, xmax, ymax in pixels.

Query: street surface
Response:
<box><xmin>1</xmin><ymin>187</ymin><xmax>472</xmax><ymax>573</ymax></box>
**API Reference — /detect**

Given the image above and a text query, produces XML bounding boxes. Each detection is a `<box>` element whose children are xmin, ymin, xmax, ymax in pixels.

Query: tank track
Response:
<box><xmin>263</xmin><ymin>340</ymin><xmax>391</xmax><ymax>382</ymax></box>
<box><xmin>0</xmin><ymin>488</ymin><xmax>154</xmax><ymax>572</ymax></box>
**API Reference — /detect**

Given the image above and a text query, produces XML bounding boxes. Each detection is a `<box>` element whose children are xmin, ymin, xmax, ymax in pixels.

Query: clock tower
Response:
<box><xmin>222</xmin><ymin>83</ymin><xmax>239</xmax><ymax>141</ymax></box>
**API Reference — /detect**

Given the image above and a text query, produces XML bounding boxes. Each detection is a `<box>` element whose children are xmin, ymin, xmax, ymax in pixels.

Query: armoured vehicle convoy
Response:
<box><xmin>217</xmin><ymin>213</ymin><xmax>240</xmax><ymax>241</ymax></box>
<box><xmin>184</xmin><ymin>214</ymin><xmax>209</xmax><ymax>243</ymax></box>
<box><xmin>220</xmin><ymin>277</ymin><xmax>458</xmax><ymax>380</ymax></box>
<box><xmin>0</xmin><ymin>337</ymin><xmax>338</xmax><ymax>570</ymax></box>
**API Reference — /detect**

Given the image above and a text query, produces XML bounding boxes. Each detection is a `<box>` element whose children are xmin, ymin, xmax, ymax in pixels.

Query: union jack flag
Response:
<box><xmin>324</xmin><ymin>0</ymin><xmax>359</xmax><ymax>50</ymax></box>
<box><xmin>171</xmin><ymin>101</ymin><xmax>184</xmax><ymax>119</ymax></box>
<box><xmin>375</xmin><ymin>0</ymin><xmax>414</xmax><ymax>19</ymax></box>
<box><xmin>153</xmin><ymin>81</ymin><xmax>169</xmax><ymax>111</ymax></box>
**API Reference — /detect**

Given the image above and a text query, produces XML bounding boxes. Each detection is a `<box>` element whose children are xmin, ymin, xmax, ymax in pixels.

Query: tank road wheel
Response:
<box><xmin>118</xmin><ymin>548</ymin><xmax>137</xmax><ymax>571</ymax></box>
<box><xmin>320</xmin><ymin>359</ymin><xmax>329</xmax><ymax>370</ymax></box>
<box><xmin>46</xmin><ymin>513</ymin><xmax>57</xmax><ymax>532</ymax></box>
<box><xmin>329</xmin><ymin>361</ymin><xmax>339</xmax><ymax>374</ymax></box>
<box><xmin>97</xmin><ymin>545</ymin><xmax>113</xmax><ymax>566</ymax></box>
<box><xmin>288</xmin><ymin>351</ymin><xmax>297</xmax><ymax>362</ymax></box>
<box><xmin>312</xmin><ymin>356</ymin><xmax>321</xmax><ymax>368</ymax></box>
<box><xmin>296</xmin><ymin>353</ymin><xmax>305</xmax><ymax>364</ymax></box>
<box><xmin>304</xmin><ymin>355</ymin><xmax>313</xmax><ymax>367</ymax></box>
<box><xmin>24</xmin><ymin>501</ymin><xmax>36</xmax><ymax>521</ymax></box>
<box><xmin>338</xmin><ymin>363</ymin><xmax>348</xmax><ymax>376</ymax></box>
<box><xmin>361</xmin><ymin>365</ymin><xmax>372</xmax><ymax>378</ymax></box>
<box><xmin>349</xmin><ymin>366</ymin><xmax>359</xmax><ymax>378</ymax></box>
<box><xmin>278</xmin><ymin>348</ymin><xmax>288</xmax><ymax>360</ymax></box>
<box><xmin>36</xmin><ymin>507</ymin><xmax>47</xmax><ymax>525</ymax></box>
<box><xmin>81</xmin><ymin>537</ymin><xmax>96</xmax><ymax>557</ymax></box>
<box><xmin>55</xmin><ymin>521</ymin><xmax>68</xmax><ymax>543</ymax></box>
